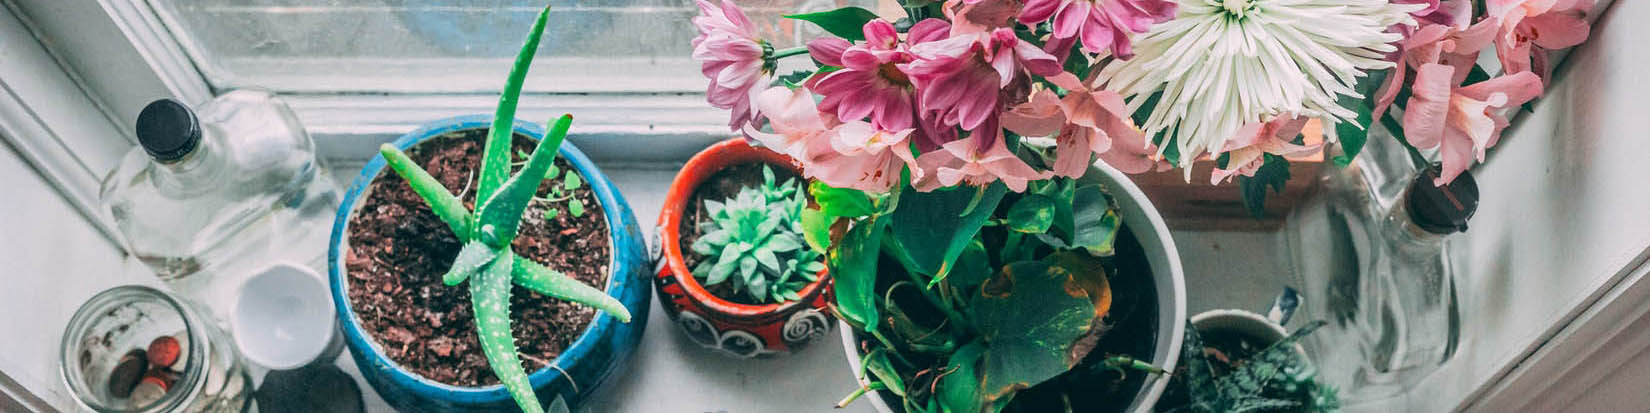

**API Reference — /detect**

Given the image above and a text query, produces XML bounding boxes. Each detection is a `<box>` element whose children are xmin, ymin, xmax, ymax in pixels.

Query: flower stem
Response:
<box><xmin>772</xmin><ymin>46</ymin><xmax>810</xmax><ymax>59</ymax></box>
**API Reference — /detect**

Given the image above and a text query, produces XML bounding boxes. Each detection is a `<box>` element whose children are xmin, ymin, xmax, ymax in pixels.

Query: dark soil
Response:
<box><xmin>344</xmin><ymin>129</ymin><xmax>610</xmax><ymax>387</ymax></box>
<box><xmin>860</xmin><ymin>225</ymin><xmax>1159</xmax><ymax>413</ymax></box>
<box><xmin>677</xmin><ymin>162</ymin><xmax>802</xmax><ymax>305</ymax></box>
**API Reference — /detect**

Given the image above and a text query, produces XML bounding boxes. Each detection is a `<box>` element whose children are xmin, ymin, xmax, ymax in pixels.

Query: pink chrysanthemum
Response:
<box><xmin>692</xmin><ymin>0</ymin><xmax>766</xmax><ymax>130</ymax></box>
<box><xmin>1017</xmin><ymin>0</ymin><xmax>1177</xmax><ymax>57</ymax></box>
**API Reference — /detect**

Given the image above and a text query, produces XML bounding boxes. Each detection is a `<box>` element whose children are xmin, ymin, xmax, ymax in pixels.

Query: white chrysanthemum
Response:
<box><xmin>1098</xmin><ymin>0</ymin><xmax>1422</xmax><ymax>169</ymax></box>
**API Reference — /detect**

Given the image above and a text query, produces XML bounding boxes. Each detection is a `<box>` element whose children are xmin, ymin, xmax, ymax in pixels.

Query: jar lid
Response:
<box><xmin>1406</xmin><ymin>166</ymin><xmax>1479</xmax><ymax>234</ymax></box>
<box><xmin>135</xmin><ymin>99</ymin><xmax>201</xmax><ymax>162</ymax></box>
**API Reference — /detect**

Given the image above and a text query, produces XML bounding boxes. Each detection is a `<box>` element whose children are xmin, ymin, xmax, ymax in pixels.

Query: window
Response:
<box><xmin>147</xmin><ymin>0</ymin><xmax>877</xmax><ymax>94</ymax></box>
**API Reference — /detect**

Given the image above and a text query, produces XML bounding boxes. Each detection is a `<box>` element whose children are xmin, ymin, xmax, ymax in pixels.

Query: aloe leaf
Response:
<box><xmin>478</xmin><ymin>5</ymin><xmax>554</xmax><ymax>203</ymax></box>
<box><xmin>470</xmin><ymin>251</ymin><xmax>541</xmax><ymax>413</ymax></box>
<box><xmin>380</xmin><ymin>144</ymin><xmax>472</xmax><ymax>237</ymax></box>
<box><xmin>444</xmin><ymin>240</ymin><xmax>500</xmax><ymax>286</ymax></box>
<box><xmin>512</xmin><ymin>255</ymin><xmax>632</xmax><ymax>323</ymax></box>
<box><xmin>478</xmin><ymin>115</ymin><xmax>573</xmax><ymax>248</ymax></box>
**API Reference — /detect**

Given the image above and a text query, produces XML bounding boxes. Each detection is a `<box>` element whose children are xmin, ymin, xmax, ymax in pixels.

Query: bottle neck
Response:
<box><xmin>1383</xmin><ymin>188</ymin><xmax>1450</xmax><ymax>251</ymax></box>
<box><xmin>153</xmin><ymin>127</ymin><xmax>226</xmax><ymax>191</ymax></box>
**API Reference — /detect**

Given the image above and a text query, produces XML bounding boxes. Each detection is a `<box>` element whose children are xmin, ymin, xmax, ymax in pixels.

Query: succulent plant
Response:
<box><xmin>690</xmin><ymin>165</ymin><xmax>825</xmax><ymax>304</ymax></box>
<box><xmin>374</xmin><ymin>6</ymin><xmax>630</xmax><ymax>413</ymax></box>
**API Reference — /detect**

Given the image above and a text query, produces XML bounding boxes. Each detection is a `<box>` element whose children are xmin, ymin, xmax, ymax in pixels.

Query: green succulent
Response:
<box><xmin>374</xmin><ymin>6</ymin><xmax>630</xmax><ymax>413</ymax></box>
<box><xmin>690</xmin><ymin>165</ymin><xmax>825</xmax><ymax>304</ymax></box>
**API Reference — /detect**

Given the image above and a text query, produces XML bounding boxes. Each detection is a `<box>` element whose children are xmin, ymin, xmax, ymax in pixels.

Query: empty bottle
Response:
<box><xmin>1285</xmin><ymin>136</ymin><xmax>1475</xmax><ymax>403</ymax></box>
<box><xmin>99</xmin><ymin>90</ymin><xmax>340</xmax><ymax>319</ymax></box>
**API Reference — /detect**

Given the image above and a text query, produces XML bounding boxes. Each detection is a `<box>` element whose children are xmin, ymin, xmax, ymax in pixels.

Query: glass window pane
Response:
<box><xmin>148</xmin><ymin>0</ymin><xmax>878</xmax><ymax>93</ymax></box>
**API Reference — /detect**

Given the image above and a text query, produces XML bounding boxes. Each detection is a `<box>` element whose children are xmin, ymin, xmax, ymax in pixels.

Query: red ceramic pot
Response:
<box><xmin>653</xmin><ymin>138</ymin><xmax>834</xmax><ymax>358</ymax></box>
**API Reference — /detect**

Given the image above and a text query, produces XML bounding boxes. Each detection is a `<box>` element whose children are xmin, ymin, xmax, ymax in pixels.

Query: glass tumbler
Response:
<box><xmin>60</xmin><ymin>286</ymin><xmax>251</xmax><ymax>412</ymax></box>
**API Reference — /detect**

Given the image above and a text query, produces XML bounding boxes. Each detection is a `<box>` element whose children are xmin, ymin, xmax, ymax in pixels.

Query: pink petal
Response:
<box><xmin>1020</xmin><ymin>0</ymin><xmax>1060</xmax><ymax>23</ymax></box>
<box><xmin>1526</xmin><ymin>12</ymin><xmax>1591</xmax><ymax>49</ymax></box>
<box><xmin>1403</xmin><ymin>63</ymin><xmax>1456</xmax><ymax>149</ymax></box>
<box><xmin>808</xmin><ymin>37</ymin><xmax>850</xmax><ymax>67</ymax></box>
<box><xmin>1001</xmin><ymin>88</ymin><xmax>1066</xmax><ymax>137</ymax></box>
<box><xmin>863</xmin><ymin>20</ymin><xmax>900</xmax><ymax>49</ymax></box>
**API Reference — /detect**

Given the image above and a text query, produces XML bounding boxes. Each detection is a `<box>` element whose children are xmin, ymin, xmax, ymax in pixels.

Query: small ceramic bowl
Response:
<box><xmin>653</xmin><ymin>138</ymin><xmax>834</xmax><ymax>358</ymax></box>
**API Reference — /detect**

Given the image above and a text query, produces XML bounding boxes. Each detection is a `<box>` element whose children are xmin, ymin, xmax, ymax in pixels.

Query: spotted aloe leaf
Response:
<box><xmin>379</xmin><ymin>144</ymin><xmax>471</xmax><ymax>237</ymax></box>
<box><xmin>477</xmin><ymin>114</ymin><xmax>572</xmax><ymax>248</ymax></box>
<box><xmin>477</xmin><ymin>5</ymin><xmax>553</xmax><ymax>204</ymax></box>
<box><xmin>511</xmin><ymin>255</ymin><xmax>631</xmax><ymax>322</ymax></box>
<box><xmin>443</xmin><ymin>240</ymin><xmax>500</xmax><ymax>286</ymax></box>
<box><xmin>971</xmin><ymin>261</ymin><xmax>1097</xmax><ymax>402</ymax></box>
<box><xmin>471</xmin><ymin>251</ymin><xmax>540</xmax><ymax>413</ymax></box>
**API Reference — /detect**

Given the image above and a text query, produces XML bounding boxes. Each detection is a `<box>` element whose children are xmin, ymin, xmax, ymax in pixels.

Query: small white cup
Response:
<box><xmin>232</xmin><ymin>262</ymin><xmax>339</xmax><ymax>370</ymax></box>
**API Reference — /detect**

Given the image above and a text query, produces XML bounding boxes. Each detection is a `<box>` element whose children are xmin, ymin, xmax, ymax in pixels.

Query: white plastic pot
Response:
<box><xmin>839</xmin><ymin>162</ymin><xmax>1188</xmax><ymax>413</ymax></box>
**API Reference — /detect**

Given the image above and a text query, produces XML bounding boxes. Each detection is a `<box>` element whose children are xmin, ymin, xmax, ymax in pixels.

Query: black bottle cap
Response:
<box><xmin>1406</xmin><ymin>165</ymin><xmax>1479</xmax><ymax>235</ymax></box>
<box><xmin>135</xmin><ymin>99</ymin><xmax>201</xmax><ymax>162</ymax></box>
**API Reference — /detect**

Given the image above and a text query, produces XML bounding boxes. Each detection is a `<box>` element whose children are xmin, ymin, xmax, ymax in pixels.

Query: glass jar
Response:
<box><xmin>60</xmin><ymin>286</ymin><xmax>251</xmax><ymax>412</ymax></box>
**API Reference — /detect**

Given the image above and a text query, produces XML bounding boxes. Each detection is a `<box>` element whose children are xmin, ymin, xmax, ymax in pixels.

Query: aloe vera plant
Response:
<box><xmin>690</xmin><ymin>165</ymin><xmax>824</xmax><ymax>303</ymax></box>
<box><xmin>375</xmin><ymin>6</ymin><xmax>630</xmax><ymax>413</ymax></box>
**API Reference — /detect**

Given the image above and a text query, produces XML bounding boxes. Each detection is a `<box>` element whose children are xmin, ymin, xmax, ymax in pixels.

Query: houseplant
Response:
<box><xmin>1156</xmin><ymin>310</ymin><xmax>1339</xmax><ymax>412</ymax></box>
<box><xmin>655</xmin><ymin>138</ymin><xmax>835</xmax><ymax>358</ymax></box>
<box><xmin>328</xmin><ymin>6</ymin><xmax>649</xmax><ymax>412</ymax></box>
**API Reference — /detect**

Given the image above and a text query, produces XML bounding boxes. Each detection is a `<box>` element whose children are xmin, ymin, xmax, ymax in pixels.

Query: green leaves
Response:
<box><xmin>1237</xmin><ymin>154</ymin><xmax>1292</xmax><ymax>219</ymax></box>
<box><xmin>1068</xmin><ymin>184</ymin><xmax>1121</xmax><ymax>256</ymax></box>
<box><xmin>469</xmin><ymin>251</ymin><xmax>540</xmax><ymax>413</ymax></box>
<box><xmin>1169</xmin><ymin>320</ymin><xmax>1339</xmax><ymax>412</ymax></box>
<box><xmin>810</xmin><ymin>181</ymin><xmax>877</xmax><ymax>218</ymax></box>
<box><xmin>830</xmin><ymin>215</ymin><xmax>888</xmax><ymax>331</ymax></box>
<box><xmin>938</xmin><ymin>341</ymin><xmax>988</xmax><ymax>413</ymax></box>
<box><xmin>478</xmin><ymin>5</ymin><xmax>553</xmax><ymax>203</ymax></box>
<box><xmin>972</xmin><ymin>261</ymin><xmax>1097</xmax><ymax>402</ymax></box>
<box><xmin>1333</xmin><ymin>69</ymin><xmax>1388</xmax><ymax>166</ymax></box>
<box><xmin>863</xmin><ymin>349</ymin><xmax>906</xmax><ymax>398</ymax></box>
<box><xmin>478</xmin><ymin>115</ymin><xmax>572</xmax><ymax>248</ymax></box>
<box><xmin>1006</xmin><ymin>195</ymin><xmax>1056</xmax><ymax>234</ymax></box>
<box><xmin>443</xmin><ymin>241</ymin><xmax>500</xmax><ymax>286</ymax></box>
<box><xmin>512</xmin><ymin>255</ymin><xmax>631</xmax><ymax>322</ymax></box>
<box><xmin>784</xmin><ymin>7</ymin><xmax>880</xmax><ymax>42</ymax></box>
<box><xmin>379</xmin><ymin>144</ymin><xmax>472</xmax><ymax>237</ymax></box>
<box><xmin>888</xmin><ymin>183</ymin><xmax>1007</xmax><ymax>280</ymax></box>
<box><xmin>689</xmin><ymin>165</ymin><xmax>822</xmax><ymax>303</ymax></box>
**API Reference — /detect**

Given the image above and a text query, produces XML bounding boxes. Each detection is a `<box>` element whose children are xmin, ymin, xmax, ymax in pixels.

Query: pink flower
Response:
<box><xmin>1209</xmin><ymin>116</ymin><xmax>1319</xmax><ymax>184</ymax></box>
<box><xmin>806</xmin><ymin>122</ymin><xmax>920</xmax><ymax>193</ymax></box>
<box><xmin>913</xmin><ymin>122</ymin><xmax>1051</xmax><ymax>192</ymax></box>
<box><xmin>1001</xmin><ymin>73</ymin><xmax>1151</xmax><ymax>177</ymax></box>
<box><xmin>1402</xmin><ymin>64</ymin><xmax>1543</xmax><ymax>185</ymax></box>
<box><xmin>1487</xmin><ymin>0</ymin><xmax>1593</xmax><ymax>78</ymax></box>
<box><xmin>692</xmin><ymin>0</ymin><xmax>767</xmax><ymax>130</ymax></box>
<box><xmin>1375</xmin><ymin>16</ymin><xmax>1499</xmax><ymax>119</ymax></box>
<box><xmin>805</xmin><ymin>20</ymin><xmax>920</xmax><ymax>131</ymax></box>
<box><xmin>742</xmin><ymin>86</ymin><xmax>832</xmax><ymax>161</ymax></box>
<box><xmin>1017</xmin><ymin>0</ymin><xmax>1177</xmax><ymax>57</ymax></box>
<box><xmin>945</xmin><ymin>0</ymin><xmax>1024</xmax><ymax>35</ymax></box>
<box><xmin>902</xmin><ymin>28</ymin><xmax>1062</xmax><ymax>132</ymax></box>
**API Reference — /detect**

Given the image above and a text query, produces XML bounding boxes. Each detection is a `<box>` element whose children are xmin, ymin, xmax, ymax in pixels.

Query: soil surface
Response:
<box><xmin>344</xmin><ymin>129</ymin><xmax>610</xmax><ymax>387</ymax></box>
<box><xmin>677</xmin><ymin>162</ymin><xmax>802</xmax><ymax>305</ymax></box>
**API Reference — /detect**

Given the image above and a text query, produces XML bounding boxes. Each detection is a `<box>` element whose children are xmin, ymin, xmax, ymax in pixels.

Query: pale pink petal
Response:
<box><xmin>808</xmin><ymin>37</ymin><xmax>850</xmax><ymax>67</ymax></box>
<box><xmin>1403</xmin><ymin>63</ymin><xmax>1456</xmax><ymax>149</ymax></box>
<box><xmin>1001</xmin><ymin>87</ymin><xmax>1066</xmax><ymax>137</ymax></box>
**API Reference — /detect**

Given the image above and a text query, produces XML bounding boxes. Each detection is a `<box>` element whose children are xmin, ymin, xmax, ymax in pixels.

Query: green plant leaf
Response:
<box><xmin>470</xmin><ymin>251</ymin><xmax>541</xmax><ymax>413</ymax></box>
<box><xmin>864</xmin><ymin>349</ymin><xmax>907</xmax><ymax>397</ymax></box>
<box><xmin>478</xmin><ymin>6</ymin><xmax>554</xmax><ymax>204</ymax></box>
<box><xmin>1069</xmin><ymin>184</ymin><xmax>1121</xmax><ymax>256</ymax></box>
<box><xmin>941</xmin><ymin>240</ymin><xmax>992</xmax><ymax>290</ymax></box>
<box><xmin>569</xmin><ymin>198</ymin><xmax>585</xmax><ymax>218</ymax></box>
<box><xmin>889</xmin><ymin>183</ymin><xmax>1007</xmax><ymax>278</ymax></box>
<box><xmin>1238</xmin><ymin>155</ymin><xmax>1291</xmax><ymax>219</ymax></box>
<box><xmin>512</xmin><ymin>255</ymin><xmax>631</xmax><ymax>323</ymax></box>
<box><xmin>379</xmin><ymin>144</ymin><xmax>472</xmax><ymax>238</ymax></box>
<box><xmin>972</xmin><ymin>261</ymin><xmax>1097</xmax><ymax>402</ymax></box>
<box><xmin>830</xmin><ymin>216</ymin><xmax>888</xmax><ymax>331</ymax></box>
<box><xmin>1333</xmin><ymin>69</ymin><xmax>1388</xmax><ymax>166</ymax></box>
<box><xmin>443</xmin><ymin>240</ymin><xmax>500</xmax><ymax>286</ymax></box>
<box><xmin>800</xmin><ymin>206</ymin><xmax>833</xmax><ymax>252</ymax></box>
<box><xmin>938</xmin><ymin>340</ymin><xmax>988</xmax><ymax>413</ymax></box>
<box><xmin>563</xmin><ymin>170</ymin><xmax>583</xmax><ymax>190</ymax></box>
<box><xmin>477</xmin><ymin>115</ymin><xmax>573</xmax><ymax>248</ymax></box>
<box><xmin>811</xmin><ymin>181</ymin><xmax>877</xmax><ymax>218</ymax></box>
<box><xmin>544</xmin><ymin>208</ymin><xmax>559</xmax><ymax>220</ymax></box>
<box><xmin>1006</xmin><ymin>194</ymin><xmax>1056</xmax><ymax>234</ymax></box>
<box><xmin>783</xmin><ymin>7</ymin><xmax>880</xmax><ymax>42</ymax></box>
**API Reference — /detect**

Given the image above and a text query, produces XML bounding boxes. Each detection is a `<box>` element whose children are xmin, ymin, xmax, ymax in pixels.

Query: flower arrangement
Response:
<box><xmin>690</xmin><ymin>0</ymin><xmax>1594</xmax><ymax>410</ymax></box>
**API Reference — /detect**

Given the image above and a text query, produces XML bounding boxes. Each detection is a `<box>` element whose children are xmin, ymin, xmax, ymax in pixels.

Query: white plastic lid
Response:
<box><xmin>233</xmin><ymin>262</ymin><xmax>336</xmax><ymax>370</ymax></box>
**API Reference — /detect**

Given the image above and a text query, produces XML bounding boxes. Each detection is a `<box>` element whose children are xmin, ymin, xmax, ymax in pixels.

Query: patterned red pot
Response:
<box><xmin>652</xmin><ymin>138</ymin><xmax>834</xmax><ymax>358</ymax></box>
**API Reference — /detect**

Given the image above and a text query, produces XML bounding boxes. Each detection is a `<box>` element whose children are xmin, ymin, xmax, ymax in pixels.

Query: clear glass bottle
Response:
<box><xmin>99</xmin><ymin>90</ymin><xmax>340</xmax><ymax>318</ymax></box>
<box><xmin>1285</xmin><ymin>134</ymin><xmax>1476</xmax><ymax>402</ymax></box>
<box><xmin>60</xmin><ymin>286</ymin><xmax>251</xmax><ymax>412</ymax></box>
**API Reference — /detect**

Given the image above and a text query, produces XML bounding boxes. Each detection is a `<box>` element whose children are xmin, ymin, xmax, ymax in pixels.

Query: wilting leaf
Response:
<box><xmin>971</xmin><ymin>261</ymin><xmax>1096</xmax><ymax>402</ymax></box>
<box><xmin>864</xmin><ymin>349</ymin><xmax>907</xmax><ymax>397</ymax></box>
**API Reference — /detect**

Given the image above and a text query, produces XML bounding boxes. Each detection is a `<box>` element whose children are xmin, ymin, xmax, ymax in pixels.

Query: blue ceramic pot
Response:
<box><xmin>328</xmin><ymin>115</ymin><xmax>650</xmax><ymax>411</ymax></box>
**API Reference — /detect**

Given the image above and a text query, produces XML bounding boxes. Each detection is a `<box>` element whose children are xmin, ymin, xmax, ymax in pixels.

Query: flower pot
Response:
<box><xmin>653</xmin><ymin>138</ymin><xmax>834</xmax><ymax>358</ymax></box>
<box><xmin>839</xmin><ymin>161</ymin><xmax>1187</xmax><ymax>412</ymax></box>
<box><xmin>328</xmin><ymin>115</ymin><xmax>651</xmax><ymax>411</ymax></box>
